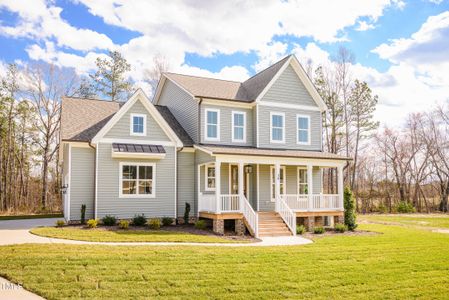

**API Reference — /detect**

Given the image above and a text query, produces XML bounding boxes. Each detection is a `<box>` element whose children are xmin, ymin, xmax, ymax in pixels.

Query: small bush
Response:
<box><xmin>296</xmin><ymin>225</ymin><xmax>306</xmax><ymax>235</ymax></box>
<box><xmin>377</xmin><ymin>203</ymin><xmax>388</xmax><ymax>214</ymax></box>
<box><xmin>80</xmin><ymin>204</ymin><xmax>86</xmax><ymax>225</ymax></box>
<box><xmin>162</xmin><ymin>217</ymin><xmax>173</xmax><ymax>226</ymax></box>
<box><xmin>101</xmin><ymin>215</ymin><xmax>117</xmax><ymax>226</ymax></box>
<box><xmin>147</xmin><ymin>218</ymin><xmax>161</xmax><ymax>230</ymax></box>
<box><xmin>132</xmin><ymin>214</ymin><xmax>147</xmax><ymax>226</ymax></box>
<box><xmin>86</xmin><ymin>219</ymin><xmax>98</xmax><ymax>229</ymax></box>
<box><xmin>194</xmin><ymin>220</ymin><xmax>207</xmax><ymax>230</ymax></box>
<box><xmin>56</xmin><ymin>220</ymin><xmax>65</xmax><ymax>227</ymax></box>
<box><xmin>344</xmin><ymin>186</ymin><xmax>358</xmax><ymax>231</ymax></box>
<box><xmin>396</xmin><ymin>201</ymin><xmax>415</xmax><ymax>213</ymax></box>
<box><xmin>118</xmin><ymin>220</ymin><xmax>129</xmax><ymax>230</ymax></box>
<box><xmin>184</xmin><ymin>203</ymin><xmax>191</xmax><ymax>224</ymax></box>
<box><xmin>335</xmin><ymin>223</ymin><xmax>347</xmax><ymax>233</ymax></box>
<box><xmin>313</xmin><ymin>227</ymin><xmax>325</xmax><ymax>234</ymax></box>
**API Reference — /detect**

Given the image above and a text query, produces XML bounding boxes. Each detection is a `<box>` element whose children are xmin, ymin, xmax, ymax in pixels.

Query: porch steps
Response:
<box><xmin>257</xmin><ymin>212</ymin><xmax>292</xmax><ymax>237</ymax></box>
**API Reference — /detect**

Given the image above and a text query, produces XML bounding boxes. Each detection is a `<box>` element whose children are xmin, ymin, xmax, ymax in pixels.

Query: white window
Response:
<box><xmin>205</xmin><ymin>164</ymin><xmax>216</xmax><ymax>191</ymax></box>
<box><xmin>205</xmin><ymin>109</ymin><xmax>220</xmax><ymax>141</ymax></box>
<box><xmin>270</xmin><ymin>112</ymin><xmax>285</xmax><ymax>143</ymax></box>
<box><xmin>297</xmin><ymin>114</ymin><xmax>310</xmax><ymax>144</ymax></box>
<box><xmin>130</xmin><ymin>113</ymin><xmax>146</xmax><ymax>136</ymax></box>
<box><xmin>119</xmin><ymin>162</ymin><xmax>155</xmax><ymax>198</ymax></box>
<box><xmin>270</xmin><ymin>166</ymin><xmax>286</xmax><ymax>202</ymax></box>
<box><xmin>297</xmin><ymin>167</ymin><xmax>308</xmax><ymax>194</ymax></box>
<box><xmin>232</xmin><ymin>111</ymin><xmax>246</xmax><ymax>142</ymax></box>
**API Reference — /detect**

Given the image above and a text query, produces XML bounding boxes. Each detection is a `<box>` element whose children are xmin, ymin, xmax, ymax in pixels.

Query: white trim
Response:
<box><xmin>66</xmin><ymin>144</ymin><xmax>72</xmax><ymax>221</ymax></box>
<box><xmin>255</xmin><ymin>57</ymin><xmax>291</xmax><ymax>103</ymax></box>
<box><xmin>297</xmin><ymin>166</ymin><xmax>308</xmax><ymax>195</ymax></box>
<box><xmin>193</xmin><ymin>145</ymin><xmax>213</xmax><ymax>156</ymax></box>
<box><xmin>214</xmin><ymin>154</ymin><xmax>347</xmax><ymax>167</ymax></box>
<box><xmin>153</xmin><ymin>75</ymin><xmax>195</xmax><ymax>105</ymax></box>
<box><xmin>62</xmin><ymin>141</ymin><xmax>92</xmax><ymax>148</ymax></box>
<box><xmin>256</xmin><ymin>104</ymin><xmax>259</xmax><ymax>148</ymax></box>
<box><xmin>94</xmin><ymin>144</ymin><xmax>98</xmax><ymax>219</ymax></box>
<box><xmin>201</xmin><ymin>98</ymin><xmax>255</xmax><ymax>108</ymax></box>
<box><xmin>204</xmin><ymin>108</ymin><xmax>220</xmax><ymax>142</ymax></box>
<box><xmin>119</xmin><ymin>162</ymin><xmax>156</xmax><ymax>198</ymax></box>
<box><xmin>270</xmin><ymin>165</ymin><xmax>286</xmax><ymax>202</ymax></box>
<box><xmin>204</xmin><ymin>163</ymin><xmax>216</xmax><ymax>191</ymax></box>
<box><xmin>130</xmin><ymin>113</ymin><xmax>147</xmax><ymax>136</ymax></box>
<box><xmin>111</xmin><ymin>152</ymin><xmax>166</xmax><ymax>159</ymax></box>
<box><xmin>256</xmin><ymin>164</ymin><xmax>259</xmax><ymax>211</ymax></box>
<box><xmin>231</xmin><ymin>111</ymin><xmax>246</xmax><ymax>143</ymax></box>
<box><xmin>91</xmin><ymin>89</ymin><xmax>183</xmax><ymax>147</ymax></box>
<box><xmin>296</xmin><ymin>114</ymin><xmax>311</xmax><ymax>145</ymax></box>
<box><xmin>259</xmin><ymin>101</ymin><xmax>320</xmax><ymax>111</ymax></box>
<box><xmin>180</xmin><ymin>147</ymin><xmax>195</xmax><ymax>153</ymax></box>
<box><xmin>270</xmin><ymin>111</ymin><xmax>285</xmax><ymax>144</ymax></box>
<box><xmin>174</xmin><ymin>146</ymin><xmax>177</xmax><ymax>219</ymax></box>
<box><xmin>99</xmin><ymin>138</ymin><xmax>175</xmax><ymax>146</ymax></box>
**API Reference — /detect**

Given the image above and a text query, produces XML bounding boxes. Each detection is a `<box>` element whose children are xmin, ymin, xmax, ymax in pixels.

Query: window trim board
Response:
<box><xmin>119</xmin><ymin>162</ymin><xmax>156</xmax><ymax>198</ymax></box>
<box><xmin>269</xmin><ymin>111</ymin><xmax>285</xmax><ymax>144</ymax></box>
<box><xmin>204</xmin><ymin>108</ymin><xmax>220</xmax><ymax>142</ymax></box>
<box><xmin>231</xmin><ymin>110</ymin><xmax>247</xmax><ymax>143</ymax></box>
<box><xmin>296</xmin><ymin>114</ymin><xmax>311</xmax><ymax>145</ymax></box>
<box><xmin>130</xmin><ymin>113</ymin><xmax>147</xmax><ymax>136</ymax></box>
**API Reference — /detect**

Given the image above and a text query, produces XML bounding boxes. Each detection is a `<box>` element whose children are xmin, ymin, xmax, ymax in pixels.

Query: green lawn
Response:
<box><xmin>30</xmin><ymin>227</ymin><xmax>245</xmax><ymax>243</ymax></box>
<box><xmin>0</xmin><ymin>213</ymin><xmax>63</xmax><ymax>220</ymax></box>
<box><xmin>2</xmin><ymin>223</ymin><xmax>449</xmax><ymax>299</ymax></box>
<box><xmin>360</xmin><ymin>214</ymin><xmax>449</xmax><ymax>229</ymax></box>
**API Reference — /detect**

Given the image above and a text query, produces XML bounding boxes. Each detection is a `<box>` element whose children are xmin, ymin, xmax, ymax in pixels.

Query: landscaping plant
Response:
<box><xmin>296</xmin><ymin>225</ymin><xmax>305</xmax><ymax>235</ymax></box>
<box><xmin>147</xmin><ymin>218</ymin><xmax>161</xmax><ymax>230</ymax></box>
<box><xmin>335</xmin><ymin>223</ymin><xmax>347</xmax><ymax>233</ymax></box>
<box><xmin>184</xmin><ymin>203</ymin><xmax>191</xmax><ymax>224</ymax></box>
<box><xmin>162</xmin><ymin>217</ymin><xmax>173</xmax><ymax>226</ymax></box>
<box><xmin>55</xmin><ymin>220</ymin><xmax>65</xmax><ymax>227</ymax></box>
<box><xmin>396</xmin><ymin>201</ymin><xmax>416</xmax><ymax>213</ymax></box>
<box><xmin>344</xmin><ymin>186</ymin><xmax>358</xmax><ymax>231</ymax></box>
<box><xmin>313</xmin><ymin>227</ymin><xmax>325</xmax><ymax>234</ymax></box>
<box><xmin>86</xmin><ymin>219</ymin><xmax>98</xmax><ymax>229</ymax></box>
<box><xmin>118</xmin><ymin>220</ymin><xmax>129</xmax><ymax>230</ymax></box>
<box><xmin>194</xmin><ymin>220</ymin><xmax>207</xmax><ymax>230</ymax></box>
<box><xmin>80</xmin><ymin>204</ymin><xmax>86</xmax><ymax>225</ymax></box>
<box><xmin>132</xmin><ymin>214</ymin><xmax>147</xmax><ymax>226</ymax></box>
<box><xmin>101</xmin><ymin>215</ymin><xmax>117</xmax><ymax>226</ymax></box>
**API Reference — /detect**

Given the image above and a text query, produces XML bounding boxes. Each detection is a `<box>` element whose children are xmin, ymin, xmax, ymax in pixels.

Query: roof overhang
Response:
<box><xmin>111</xmin><ymin>143</ymin><xmax>166</xmax><ymax>160</ymax></box>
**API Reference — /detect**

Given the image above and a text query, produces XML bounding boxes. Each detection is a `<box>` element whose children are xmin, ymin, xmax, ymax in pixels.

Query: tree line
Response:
<box><xmin>0</xmin><ymin>48</ymin><xmax>446</xmax><ymax>214</ymax></box>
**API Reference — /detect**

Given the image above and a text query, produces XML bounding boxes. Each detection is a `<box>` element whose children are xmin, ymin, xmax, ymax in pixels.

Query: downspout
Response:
<box><xmin>89</xmin><ymin>142</ymin><xmax>97</xmax><ymax>219</ymax></box>
<box><xmin>198</xmin><ymin>98</ymin><xmax>203</xmax><ymax>143</ymax></box>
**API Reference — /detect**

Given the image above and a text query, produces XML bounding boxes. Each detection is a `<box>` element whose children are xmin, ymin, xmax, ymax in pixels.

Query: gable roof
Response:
<box><xmin>154</xmin><ymin>54</ymin><xmax>327</xmax><ymax>111</ymax></box>
<box><xmin>61</xmin><ymin>97</ymin><xmax>121</xmax><ymax>142</ymax></box>
<box><xmin>155</xmin><ymin>105</ymin><xmax>194</xmax><ymax>147</ymax></box>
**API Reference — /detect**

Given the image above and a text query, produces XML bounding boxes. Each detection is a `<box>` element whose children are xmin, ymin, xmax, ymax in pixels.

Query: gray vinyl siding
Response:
<box><xmin>312</xmin><ymin>167</ymin><xmax>322</xmax><ymax>194</ymax></box>
<box><xmin>158</xmin><ymin>80</ymin><xmax>199</xmax><ymax>143</ymax></box>
<box><xmin>257</xmin><ymin>105</ymin><xmax>321</xmax><ymax>150</ymax></box>
<box><xmin>261</xmin><ymin>65</ymin><xmax>317</xmax><ymax>106</ymax></box>
<box><xmin>177</xmin><ymin>151</ymin><xmax>194</xmax><ymax>218</ymax></box>
<box><xmin>200</xmin><ymin>104</ymin><xmax>254</xmax><ymax>146</ymax></box>
<box><xmin>253</xmin><ymin>108</ymin><xmax>258</xmax><ymax>146</ymax></box>
<box><xmin>258</xmin><ymin>165</ymin><xmax>273</xmax><ymax>211</ymax></box>
<box><xmin>69</xmin><ymin>147</ymin><xmax>95</xmax><ymax>220</ymax></box>
<box><xmin>105</xmin><ymin>100</ymin><xmax>170</xmax><ymax>142</ymax></box>
<box><xmin>96</xmin><ymin>143</ymin><xmax>176</xmax><ymax>219</ymax></box>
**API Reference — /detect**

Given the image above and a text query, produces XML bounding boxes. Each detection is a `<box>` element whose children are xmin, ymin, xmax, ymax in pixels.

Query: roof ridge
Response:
<box><xmin>164</xmin><ymin>72</ymin><xmax>243</xmax><ymax>84</ymax></box>
<box><xmin>62</xmin><ymin>96</ymin><xmax>117</xmax><ymax>103</ymax></box>
<box><xmin>243</xmin><ymin>55</ymin><xmax>291</xmax><ymax>83</ymax></box>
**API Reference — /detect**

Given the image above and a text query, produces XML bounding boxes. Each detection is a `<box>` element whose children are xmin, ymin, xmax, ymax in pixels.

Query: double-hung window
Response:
<box><xmin>270</xmin><ymin>112</ymin><xmax>285</xmax><ymax>143</ymax></box>
<box><xmin>205</xmin><ymin>109</ymin><xmax>220</xmax><ymax>141</ymax></box>
<box><xmin>120</xmin><ymin>163</ymin><xmax>155</xmax><ymax>197</ymax></box>
<box><xmin>130</xmin><ymin>114</ymin><xmax>146</xmax><ymax>136</ymax></box>
<box><xmin>297</xmin><ymin>168</ymin><xmax>308</xmax><ymax>194</ymax></box>
<box><xmin>232</xmin><ymin>111</ymin><xmax>246</xmax><ymax>142</ymax></box>
<box><xmin>297</xmin><ymin>115</ymin><xmax>310</xmax><ymax>144</ymax></box>
<box><xmin>205</xmin><ymin>164</ymin><xmax>216</xmax><ymax>191</ymax></box>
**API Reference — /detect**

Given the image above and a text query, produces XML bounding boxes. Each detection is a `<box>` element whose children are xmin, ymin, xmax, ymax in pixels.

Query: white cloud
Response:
<box><xmin>356</xmin><ymin>21</ymin><xmax>376</xmax><ymax>31</ymax></box>
<box><xmin>253</xmin><ymin>42</ymin><xmax>289</xmax><ymax>72</ymax></box>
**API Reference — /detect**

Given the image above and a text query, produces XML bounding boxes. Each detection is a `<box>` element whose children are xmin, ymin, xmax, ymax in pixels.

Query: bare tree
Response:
<box><xmin>144</xmin><ymin>55</ymin><xmax>171</xmax><ymax>94</ymax></box>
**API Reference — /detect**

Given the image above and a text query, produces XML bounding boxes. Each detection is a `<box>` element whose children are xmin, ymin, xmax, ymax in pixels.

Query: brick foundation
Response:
<box><xmin>177</xmin><ymin>217</ymin><xmax>198</xmax><ymax>224</ymax></box>
<box><xmin>213</xmin><ymin>219</ymin><xmax>224</xmax><ymax>235</ymax></box>
<box><xmin>235</xmin><ymin>219</ymin><xmax>245</xmax><ymax>236</ymax></box>
<box><xmin>334</xmin><ymin>215</ymin><xmax>344</xmax><ymax>225</ymax></box>
<box><xmin>305</xmin><ymin>216</ymin><xmax>315</xmax><ymax>231</ymax></box>
<box><xmin>315</xmin><ymin>216</ymin><xmax>324</xmax><ymax>227</ymax></box>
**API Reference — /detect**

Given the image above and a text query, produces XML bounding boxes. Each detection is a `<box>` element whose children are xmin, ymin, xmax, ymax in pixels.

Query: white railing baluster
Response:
<box><xmin>276</xmin><ymin>196</ymin><xmax>296</xmax><ymax>236</ymax></box>
<box><xmin>240</xmin><ymin>194</ymin><xmax>258</xmax><ymax>238</ymax></box>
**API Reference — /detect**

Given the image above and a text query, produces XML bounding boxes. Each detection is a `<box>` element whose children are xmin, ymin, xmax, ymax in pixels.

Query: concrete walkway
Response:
<box><xmin>0</xmin><ymin>277</ymin><xmax>44</xmax><ymax>300</ymax></box>
<box><xmin>0</xmin><ymin>218</ymin><xmax>313</xmax><ymax>247</ymax></box>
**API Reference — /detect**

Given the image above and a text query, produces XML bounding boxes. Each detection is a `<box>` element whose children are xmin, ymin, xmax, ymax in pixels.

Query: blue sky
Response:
<box><xmin>0</xmin><ymin>0</ymin><xmax>448</xmax><ymax>125</ymax></box>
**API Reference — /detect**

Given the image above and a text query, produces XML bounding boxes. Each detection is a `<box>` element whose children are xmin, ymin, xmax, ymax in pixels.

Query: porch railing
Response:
<box><xmin>240</xmin><ymin>194</ymin><xmax>258</xmax><ymax>237</ymax></box>
<box><xmin>281</xmin><ymin>194</ymin><xmax>342</xmax><ymax>211</ymax></box>
<box><xmin>198</xmin><ymin>193</ymin><xmax>216</xmax><ymax>213</ymax></box>
<box><xmin>220</xmin><ymin>194</ymin><xmax>240</xmax><ymax>212</ymax></box>
<box><xmin>275</xmin><ymin>196</ymin><xmax>296</xmax><ymax>236</ymax></box>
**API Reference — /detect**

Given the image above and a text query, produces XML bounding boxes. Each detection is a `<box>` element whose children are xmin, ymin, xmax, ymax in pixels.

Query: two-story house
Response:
<box><xmin>60</xmin><ymin>55</ymin><xmax>350</xmax><ymax>238</ymax></box>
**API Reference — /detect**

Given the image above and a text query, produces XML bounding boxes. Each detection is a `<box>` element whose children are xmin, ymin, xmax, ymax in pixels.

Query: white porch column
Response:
<box><xmin>307</xmin><ymin>164</ymin><xmax>313</xmax><ymax>211</ymax></box>
<box><xmin>238</xmin><ymin>162</ymin><xmax>244</xmax><ymax>196</ymax></box>
<box><xmin>274</xmin><ymin>163</ymin><xmax>280</xmax><ymax>211</ymax></box>
<box><xmin>215</xmin><ymin>160</ymin><xmax>221</xmax><ymax>213</ymax></box>
<box><xmin>197</xmin><ymin>164</ymin><xmax>201</xmax><ymax>215</ymax></box>
<box><xmin>338</xmin><ymin>165</ymin><xmax>344</xmax><ymax>209</ymax></box>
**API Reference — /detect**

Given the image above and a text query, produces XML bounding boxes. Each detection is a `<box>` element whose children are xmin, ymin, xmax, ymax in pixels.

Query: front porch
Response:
<box><xmin>196</xmin><ymin>147</ymin><xmax>347</xmax><ymax>237</ymax></box>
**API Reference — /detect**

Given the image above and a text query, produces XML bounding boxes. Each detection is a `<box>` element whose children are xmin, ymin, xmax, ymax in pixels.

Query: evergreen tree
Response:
<box><xmin>344</xmin><ymin>186</ymin><xmax>357</xmax><ymax>231</ymax></box>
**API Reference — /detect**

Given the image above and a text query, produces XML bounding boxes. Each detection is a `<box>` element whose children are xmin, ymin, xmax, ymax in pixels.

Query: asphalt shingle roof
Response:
<box><xmin>154</xmin><ymin>105</ymin><xmax>194</xmax><ymax>147</ymax></box>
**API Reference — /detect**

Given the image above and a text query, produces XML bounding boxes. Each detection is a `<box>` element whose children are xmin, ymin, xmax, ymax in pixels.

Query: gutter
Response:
<box><xmin>89</xmin><ymin>142</ymin><xmax>97</xmax><ymax>219</ymax></box>
<box><xmin>198</xmin><ymin>98</ymin><xmax>203</xmax><ymax>143</ymax></box>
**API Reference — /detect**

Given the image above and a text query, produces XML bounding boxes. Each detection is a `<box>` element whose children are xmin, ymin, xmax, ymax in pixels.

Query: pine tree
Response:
<box><xmin>344</xmin><ymin>186</ymin><xmax>357</xmax><ymax>231</ymax></box>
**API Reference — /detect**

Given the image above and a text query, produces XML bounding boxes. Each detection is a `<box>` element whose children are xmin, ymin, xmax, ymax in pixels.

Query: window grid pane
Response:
<box><xmin>122</xmin><ymin>165</ymin><xmax>153</xmax><ymax>195</ymax></box>
<box><xmin>206</xmin><ymin>111</ymin><xmax>218</xmax><ymax>139</ymax></box>
<box><xmin>133</xmin><ymin>116</ymin><xmax>144</xmax><ymax>133</ymax></box>
<box><xmin>271</xmin><ymin>114</ymin><xmax>284</xmax><ymax>141</ymax></box>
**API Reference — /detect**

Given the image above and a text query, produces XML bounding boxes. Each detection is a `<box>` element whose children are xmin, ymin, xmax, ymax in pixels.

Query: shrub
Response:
<box><xmin>396</xmin><ymin>201</ymin><xmax>415</xmax><ymax>213</ymax></box>
<box><xmin>296</xmin><ymin>225</ymin><xmax>306</xmax><ymax>235</ymax></box>
<box><xmin>147</xmin><ymin>218</ymin><xmax>161</xmax><ymax>230</ymax></box>
<box><xmin>86</xmin><ymin>219</ymin><xmax>98</xmax><ymax>229</ymax></box>
<box><xmin>118</xmin><ymin>220</ymin><xmax>129</xmax><ymax>230</ymax></box>
<box><xmin>101</xmin><ymin>215</ymin><xmax>117</xmax><ymax>226</ymax></box>
<box><xmin>194</xmin><ymin>220</ymin><xmax>207</xmax><ymax>230</ymax></box>
<box><xmin>313</xmin><ymin>227</ymin><xmax>325</xmax><ymax>234</ymax></box>
<box><xmin>335</xmin><ymin>223</ymin><xmax>347</xmax><ymax>233</ymax></box>
<box><xmin>162</xmin><ymin>217</ymin><xmax>173</xmax><ymax>226</ymax></box>
<box><xmin>344</xmin><ymin>186</ymin><xmax>358</xmax><ymax>231</ymax></box>
<box><xmin>80</xmin><ymin>204</ymin><xmax>86</xmax><ymax>225</ymax></box>
<box><xmin>56</xmin><ymin>220</ymin><xmax>65</xmax><ymax>227</ymax></box>
<box><xmin>184</xmin><ymin>203</ymin><xmax>191</xmax><ymax>224</ymax></box>
<box><xmin>377</xmin><ymin>203</ymin><xmax>388</xmax><ymax>214</ymax></box>
<box><xmin>132</xmin><ymin>214</ymin><xmax>147</xmax><ymax>226</ymax></box>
